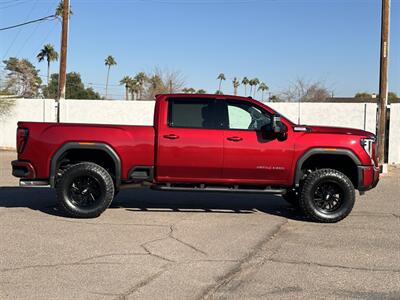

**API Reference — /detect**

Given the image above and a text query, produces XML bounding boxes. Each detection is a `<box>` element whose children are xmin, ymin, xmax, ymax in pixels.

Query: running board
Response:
<box><xmin>20</xmin><ymin>180</ymin><xmax>50</xmax><ymax>187</ymax></box>
<box><xmin>152</xmin><ymin>184</ymin><xmax>286</xmax><ymax>194</ymax></box>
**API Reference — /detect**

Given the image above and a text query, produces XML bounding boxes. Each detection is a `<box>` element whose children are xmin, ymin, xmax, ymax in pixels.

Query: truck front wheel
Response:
<box><xmin>56</xmin><ymin>162</ymin><xmax>115</xmax><ymax>218</ymax></box>
<box><xmin>300</xmin><ymin>168</ymin><xmax>355</xmax><ymax>223</ymax></box>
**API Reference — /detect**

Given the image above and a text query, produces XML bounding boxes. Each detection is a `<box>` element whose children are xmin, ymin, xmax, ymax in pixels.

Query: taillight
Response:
<box><xmin>17</xmin><ymin>128</ymin><xmax>29</xmax><ymax>153</ymax></box>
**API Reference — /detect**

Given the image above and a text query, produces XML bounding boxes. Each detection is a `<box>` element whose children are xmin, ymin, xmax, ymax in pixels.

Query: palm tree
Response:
<box><xmin>134</xmin><ymin>72</ymin><xmax>148</xmax><ymax>100</ymax></box>
<box><xmin>241</xmin><ymin>77</ymin><xmax>249</xmax><ymax>96</ymax></box>
<box><xmin>120</xmin><ymin>76</ymin><xmax>131</xmax><ymax>100</ymax></box>
<box><xmin>258</xmin><ymin>82</ymin><xmax>269</xmax><ymax>101</ymax></box>
<box><xmin>197</xmin><ymin>89</ymin><xmax>207</xmax><ymax>94</ymax></box>
<box><xmin>252</xmin><ymin>78</ymin><xmax>260</xmax><ymax>98</ymax></box>
<box><xmin>104</xmin><ymin>55</ymin><xmax>117</xmax><ymax>99</ymax></box>
<box><xmin>128</xmin><ymin>78</ymin><xmax>139</xmax><ymax>100</ymax></box>
<box><xmin>182</xmin><ymin>87</ymin><xmax>196</xmax><ymax>93</ymax></box>
<box><xmin>249</xmin><ymin>79</ymin><xmax>254</xmax><ymax>97</ymax></box>
<box><xmin>217</xmin><ymin>73</ymin><xmax>226</xmax><ymax>93</ymax></box>
<box><xmin>37</xmin><ymin>44</ymin><xmax>59</xmax><ymax>85</ymax></box>
<box><xmin>232</xmin><ymin>77</ymin><xmax>240</xmax><ymax>96</ymax></box>
<box><xmin>55</xmin><ymin>0</ymin><xmax>73</xmax><ymax>17</ymax></box>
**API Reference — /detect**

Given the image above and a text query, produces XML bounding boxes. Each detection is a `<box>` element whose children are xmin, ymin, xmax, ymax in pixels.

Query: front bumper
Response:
<box><xmin>358</xmin><ymin>165</ymin><xmax>380</xmax><ymax>192</ymax></box>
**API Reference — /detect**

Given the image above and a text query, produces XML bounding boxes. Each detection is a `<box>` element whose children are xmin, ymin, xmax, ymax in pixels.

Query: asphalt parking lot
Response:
<box><xmin>0</xmin><ymin>150</ymin><xmax>399</xmax><ymax>300</ymax></box>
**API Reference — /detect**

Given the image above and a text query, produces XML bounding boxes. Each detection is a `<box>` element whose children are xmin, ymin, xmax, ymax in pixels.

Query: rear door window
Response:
<box><xmin>168</xmin><ymin>98</ymin><xmax>219</xmax><ymax>129</ymax></box>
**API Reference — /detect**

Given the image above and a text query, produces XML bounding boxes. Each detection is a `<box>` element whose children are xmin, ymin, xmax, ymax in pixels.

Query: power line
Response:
<box><xmin>0</xmin><ymin>0</ymin><xmax>32</xmax><ymax>10</ymax></box>
<box><xmin>1</xmin><ymin>0</ymin><xmax>40</xmax><ymax>61</ymax></box>
<box><xmin>0</xmin><ymin>15</ymin><xmax>56</xmax><ymax>31</ymax></box>
<box><xmin>17</xmin><ymin>0</ymin><xmax>60</xmax><ymax>59</ymax></box>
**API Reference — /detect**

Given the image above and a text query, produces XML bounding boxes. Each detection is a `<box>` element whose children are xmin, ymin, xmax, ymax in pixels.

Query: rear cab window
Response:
<box><xmin>168</xmin><ymin>98</ymin><xmax>220</xmax><ymax>129</ymax></box>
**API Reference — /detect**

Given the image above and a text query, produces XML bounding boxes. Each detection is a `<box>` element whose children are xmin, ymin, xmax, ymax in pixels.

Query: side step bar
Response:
<box><xmin>152</xmin><ymin>184</ymin><xmax>286</xmax><ymax>194</ymax></box>
<box><xmin>20</xmin><ymin>180</ymin><xmax>50</xmax><ymax>187</ymax></box>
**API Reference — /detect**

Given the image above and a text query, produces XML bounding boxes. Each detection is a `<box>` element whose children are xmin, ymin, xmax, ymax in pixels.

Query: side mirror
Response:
<box><xmin>273</xmin><ymin>114</ymin><xmax>282</xmax><ymax>133</ymax></box>
<box><xmin>272</xmin><ymin>114</ymin><xmax>288</xmax><ymax>141</ymax></box>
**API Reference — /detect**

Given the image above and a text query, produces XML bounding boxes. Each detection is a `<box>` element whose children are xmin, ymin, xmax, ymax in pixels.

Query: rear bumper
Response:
<box><xmin>358</xmin><ymin>165</ymin><xmax>380</xmax><ymax>192</ymax></box>
<box><xmin>12</xmin><ymin>160</ymin><xmax>50</xmax><ymax>187</ymax></box>
<box><xmin>11</xmin><ymin>160</ymin><xmax>36</xmax><ymax>179</ymax></box>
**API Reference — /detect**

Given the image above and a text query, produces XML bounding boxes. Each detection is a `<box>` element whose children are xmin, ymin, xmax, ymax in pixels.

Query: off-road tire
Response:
<box><xmin>300</xmin><ymin>168</ymin><xmax>355</xmax><ymax>223</ymax></box>
<box><xmin>56</xmin><ymin>162</ymin><xmax>115</xmax><ymax>218</ymax></box>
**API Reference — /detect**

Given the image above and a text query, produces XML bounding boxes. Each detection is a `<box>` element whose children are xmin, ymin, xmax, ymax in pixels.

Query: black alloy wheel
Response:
<box><xmin>69</xmin><ymin>176</ymin><xmax>103</xmax><ymax>209</ymax></box>
<box><xmin>300</xmin><ymin>168</ymin><xmax>355</xmax><ymax>223</ymax></box>
<box><xmin>56</xmin><ymin>162</ymin><xmax>115</xmax><ymax>218</ymax></box>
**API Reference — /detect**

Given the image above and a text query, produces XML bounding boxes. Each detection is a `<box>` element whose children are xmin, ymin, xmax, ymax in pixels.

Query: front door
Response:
<box><xmin>156</xmin><ymin>97</ymin><xmax>224</xmax><ymax>182</ymax></box>
<box><xmin>221</xmin><ymin>100</ymin><xmax>295</xmax><ymax>185</ymax></box>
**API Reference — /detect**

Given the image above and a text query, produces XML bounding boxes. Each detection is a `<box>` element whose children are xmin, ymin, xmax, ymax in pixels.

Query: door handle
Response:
<box><xmin>163</xmin><ymin>134</ymin><xmax>180</xmax><ymax>140</ymax></box>
<box><xmin>227</xmin><ymin>136</ymin><xmax>243</xmax><ymax>142</ymax></box>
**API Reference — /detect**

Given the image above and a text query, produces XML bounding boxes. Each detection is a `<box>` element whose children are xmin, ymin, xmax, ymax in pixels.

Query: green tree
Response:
<box><xmin>269</xmin><ymin>95</ymin><xmax>279</xmax><ymax>102</ymax></box>
<box><xmin>147</xmin><ymin>74</ymin><xmax>165</xmax><ymax>99</ymax></box>
<box><xmin>241</xmin><ymin>77</ymin><xmax>249</xmax><ymax>96</ymax></box>
<box><xmin>197</xmin><ymin>89</ymin><xmax>207</xmax><ymax>94</ymax></box>
<box><xmin>104</xmin><ymin>55</ymin><xmax>117</xmax><ymax>99</ymax></box>
<box><xmin>182</xmin><ymin>87</ymin><xmax>196</xmax><ymax>93</ymax></box>
<box><xmin>43</xmin><ymin>72</ymin><xmax>101</xmax><ymax>99</ymax></box>
<box><xmin>37</xmin><ymin>44</ymin><xmax>58</xmax><ymax>85</ymax></box>
<box><xmin>258</xmin><ymin>82</ymin><xmax>269</xmax><ymax>101</ymax></box>
<box><xmin>232</xmin><ymin>77</ymin><xmax>240</xmax><ymax>96</ymax></box>
<box><xmin>127</xmin><ymin>78</ymin><xmax>139</xmax><ymax>100</ymax></box>
<box><xmin>215</xmin><ymin>90</ymin><xmax>223</xmax><ymax>95</ymax></box>
<box><xmin>134</xmin><ymin>72</ymin><xmax>148</xmax><ymax>100</ymax></box>
<box><xmin>120</xmin><ymin>76</ymin><xmax>131</xmax><ymax>100</ymax></box>
<box><xmin>2</xmin><ymin>57</ymin><xmax>42</xmax><ymax>98</ymax></box>
<box><xmin>217</xmin><ymin>73</ymin><xmax>226</xmax><ymax>93</ymax></box>
<box><xmin>355</xmin><ymin>92</ymin><xmax>372</xmax><ymax>100</ymax></box>
<box><xmin>55</xmin><ymin>0</ymin><xmax>73</xmax><ymax>17</ymax></box>
<box><xmin>249</xmin><ymin>79</ymin><xmax>254</xmax><ymax>97</ymax></box>
<box><xmin>388</xmin><ymin>92</ymin><xmax>398</xmax><ymax>103</ymax></box>
<box><xmin>251</xmin><ymin>78</ymin><xmax>260</xmax><ymax>98</ymax></box>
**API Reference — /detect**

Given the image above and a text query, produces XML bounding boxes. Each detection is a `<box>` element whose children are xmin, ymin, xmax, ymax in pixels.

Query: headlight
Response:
<box><xmin>360</xmin><ymin>137</ymin><xmax>376</xmax><ymax>157</ymax></box>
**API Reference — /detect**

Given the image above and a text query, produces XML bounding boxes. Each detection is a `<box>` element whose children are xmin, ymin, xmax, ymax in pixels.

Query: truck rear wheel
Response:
<box><xmin>56</xmin><ymin>162</ymin><xmax>115</xmax><ymax>218</ymax></box>
<box><xmin>300</xmin><ymin>168</ymin><xmax>355</xmax><ymax>223</ymax></box>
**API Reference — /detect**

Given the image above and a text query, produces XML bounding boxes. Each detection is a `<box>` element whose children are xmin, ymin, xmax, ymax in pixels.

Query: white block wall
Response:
<box><xmin>59</xmin><ymin>99</ymin><xmax>155</xmax><ymax>125</ymax></box>
<box><xmin>268</xmin><ymin>102</ymin><xmax>377</xmax><ymax>133</ymax></box>
<box><xmin>0</xmin><ymin>99</ymin><xmax>55</xmax><ymax>149</ymax></box>
<box><xmin>0</xmin><ymin>98</ymin><xmax>399</xmax><ymax>164</ymax></box>
<box><xmin>389</xmin><ymin>104</ymin><xmax>400</xmax><ymax>164</ymax></box>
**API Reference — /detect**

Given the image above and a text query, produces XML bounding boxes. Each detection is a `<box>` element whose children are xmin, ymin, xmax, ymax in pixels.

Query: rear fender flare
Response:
<box><xmin>49</xmin><ymin>142</ymin><xmax>121</xmax><ymax>188</ymax></box>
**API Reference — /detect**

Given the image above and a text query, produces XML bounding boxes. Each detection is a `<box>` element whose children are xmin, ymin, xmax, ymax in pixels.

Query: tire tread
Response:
<box><xmin>56</xmin><ymin>162</ymin><xmax>114</xmax><ymax>218</ymax></box>
<box><xmin>300</xmin><ymin>168</ymin><xmax>355</xmax><ymax>223</ymax></box>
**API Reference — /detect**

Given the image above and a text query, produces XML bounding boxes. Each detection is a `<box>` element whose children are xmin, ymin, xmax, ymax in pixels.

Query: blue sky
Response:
<box><xmin>0</xmin><ymin>0</ymin><xmax>399</xmax><ymax>99</ymax></box>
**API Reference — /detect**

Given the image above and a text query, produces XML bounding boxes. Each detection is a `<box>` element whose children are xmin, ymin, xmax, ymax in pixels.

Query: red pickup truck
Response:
<box><xmin>12</xmin><ymin>94</ymin><xmax>380</xmax><ymax>222</ymax></box>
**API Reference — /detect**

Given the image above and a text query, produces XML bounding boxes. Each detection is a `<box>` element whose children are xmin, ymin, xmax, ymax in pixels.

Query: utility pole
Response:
<box><xmin>377</xmin><ymin>0</ymin><xmax>390</xmax><ymax>166</ymax></box>
<box><xmin>169</xmin><ymin>80</ymin><xmax>173</xmax><ymax>93</ymax></box>
<box><xmin>56</xmin><ymin>0</ymin><xmax>70</xmax><ymax>123</ymax></box>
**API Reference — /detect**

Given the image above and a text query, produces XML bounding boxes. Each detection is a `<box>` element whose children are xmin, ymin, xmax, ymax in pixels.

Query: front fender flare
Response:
<box><xmin>294</xmin><ymin>148</ymin><xmax>361</xmax><ymax>187</ymax></box>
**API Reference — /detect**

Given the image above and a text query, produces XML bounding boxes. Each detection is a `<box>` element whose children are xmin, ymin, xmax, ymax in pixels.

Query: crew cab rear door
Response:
<box><xmin>221</xmin><ymin>99</ymin><xmax>295</xmax><ymax>184</ymax></box>
<box><xmin>156</xmin><ymin>97</ymin><xmax>223</xmax><ymax>182</ymax></box>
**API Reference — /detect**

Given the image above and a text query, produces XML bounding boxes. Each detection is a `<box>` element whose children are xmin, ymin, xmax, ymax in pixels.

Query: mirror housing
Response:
<box><xmin>272</xmin><ymin>114</ymin><xmax>282</xmax><ymax>133</ymax></box>
<box><xmin>272</xmin><ymin>114</ymin><xmax>288</xmax><ymax>140</ymax></box>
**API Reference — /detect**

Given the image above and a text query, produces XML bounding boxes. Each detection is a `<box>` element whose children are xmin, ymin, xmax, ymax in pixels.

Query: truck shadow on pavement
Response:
<box><xmin>0</xmin><ymin>187</ymin><xmax>307</xmax><ymax>221</ymax></box>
